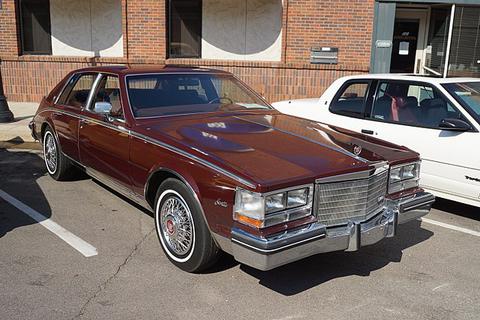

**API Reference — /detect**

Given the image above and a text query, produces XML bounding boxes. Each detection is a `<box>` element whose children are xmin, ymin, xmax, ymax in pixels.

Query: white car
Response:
<box><xmin>273</xmin><ymin>74</ymin><xmax>480</xmax><ymax>208</ymax></box>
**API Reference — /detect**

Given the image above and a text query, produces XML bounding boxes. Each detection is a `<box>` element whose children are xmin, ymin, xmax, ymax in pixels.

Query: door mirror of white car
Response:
<box><xmin>439</xmin><ymin>118</ymin><xmax>471</xmax><ymax>132</ymax></box>
<box><xmin>93</xmin><ymin>101</ymin><xmax>113</xmax><ymax>114</ymax></box>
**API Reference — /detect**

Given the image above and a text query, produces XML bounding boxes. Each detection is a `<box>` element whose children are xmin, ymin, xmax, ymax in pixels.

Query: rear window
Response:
<box><xmin>126</xmin><ymin>74</ymin><xmax>271</xmax><ymax>117</ymax></box>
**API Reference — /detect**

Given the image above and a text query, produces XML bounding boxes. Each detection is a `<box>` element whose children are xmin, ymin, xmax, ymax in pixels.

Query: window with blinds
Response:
<box><xmin>448</xmin><ymin>6</ymin><xmax>480</xmax><ymax>77</ymax></box>
<box><xmin>424</xmin><ymin>7</ymin><xmax>450</xmax><ymax>76</ymax></box>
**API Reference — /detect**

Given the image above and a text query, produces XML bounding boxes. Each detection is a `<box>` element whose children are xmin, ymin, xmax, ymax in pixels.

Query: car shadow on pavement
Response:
<box><xmin>433</xmin><ymin>198</ymin><xmax>479</xmax><ymax>221</ymax></box>
<box><xmin>241</xmin><ymin>220</ymin><xmax>433</xmax><ymax>296</ymax></box>
<box><xmin>0</xmin><ymin>149</ymin><xmax>51</xmax><ymax>238</ymax></box>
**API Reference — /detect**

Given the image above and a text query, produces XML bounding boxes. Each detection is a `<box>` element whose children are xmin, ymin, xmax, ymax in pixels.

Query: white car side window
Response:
<box><xmin>330</xmin><ymin>82</ymin><xmax>369</xmax><ymax>118</ymax></box>
<box><xmin>371</xmin><ymin>81</ymin><xmax>464</xmax><ymax>129</ymax></box>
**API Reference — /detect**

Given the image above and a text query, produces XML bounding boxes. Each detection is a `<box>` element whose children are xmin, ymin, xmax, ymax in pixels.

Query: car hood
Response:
<box><xmin>135</xmin><ymin>111</ymin><xmax>418</xmax><ymax>190</ymax></box>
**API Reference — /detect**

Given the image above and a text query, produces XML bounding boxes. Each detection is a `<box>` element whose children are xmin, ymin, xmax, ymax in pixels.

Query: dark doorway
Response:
<box><xmin>390</xmin><ymin>19</ymin><xmax>419</xmax><ymax>73</ymax></box>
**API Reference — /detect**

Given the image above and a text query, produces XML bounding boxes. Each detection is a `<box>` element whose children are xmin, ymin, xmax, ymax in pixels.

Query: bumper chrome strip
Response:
<box><xmin>230</xmin><ymin>191</ymin><xmax>435</xmax><ymax>271</ymax></box>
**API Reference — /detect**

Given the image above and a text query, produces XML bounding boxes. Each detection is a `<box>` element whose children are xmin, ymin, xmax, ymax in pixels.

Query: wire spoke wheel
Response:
<box><xmin>43</xmin><ymin>132</ymin><xmax>57</xmax><ymax>174</ymax></box>
<box><xmin>159</xmin><ymin>194</ymin><xmax>194</xmax><ymax>256</ymax></box>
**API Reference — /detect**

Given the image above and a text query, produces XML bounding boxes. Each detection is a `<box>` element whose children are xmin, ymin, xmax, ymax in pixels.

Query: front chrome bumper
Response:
<box><xmin>230</xmin><ymin>191</ymin><xmax>435</xmax><ymax>271</ymax></box>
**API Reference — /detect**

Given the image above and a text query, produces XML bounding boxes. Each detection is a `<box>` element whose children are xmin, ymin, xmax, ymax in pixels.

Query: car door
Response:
<box><xmin>364</xmin><ymin>80</ymin><xmax>480</xmax><ymax>204</ymax></box>
<box><xmin>52</xmin><ymin>73</ymin><xmax>97</xmax><ymax>162</ymax></box>
<box><xmin>78</xmin><ymin>74</ymin><xmax>132</xmax><ymax>193</ymax></box>
<box><xmin>322</xmin><ymin>80</ymin><xmax>378</xmax><ymax>135</ymax></box>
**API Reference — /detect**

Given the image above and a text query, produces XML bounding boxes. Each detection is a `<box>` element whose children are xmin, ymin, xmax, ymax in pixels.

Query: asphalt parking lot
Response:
<box><xmin>1</xmin><ymin>148</ymin><xmax>479</xmax><ymax>320</ymax></box>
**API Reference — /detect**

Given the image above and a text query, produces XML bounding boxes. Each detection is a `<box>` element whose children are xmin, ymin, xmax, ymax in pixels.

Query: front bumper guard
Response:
<box><xmin>231</xmin><ymin>192</ymin><xmax>435</xmax><ymax>271</ymax></box>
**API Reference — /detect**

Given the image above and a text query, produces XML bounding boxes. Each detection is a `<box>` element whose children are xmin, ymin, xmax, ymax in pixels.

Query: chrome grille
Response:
<box><xmin>315</xmin><ymin>169</ymin><xmax>388</xmax><ymax>226</ymax></box>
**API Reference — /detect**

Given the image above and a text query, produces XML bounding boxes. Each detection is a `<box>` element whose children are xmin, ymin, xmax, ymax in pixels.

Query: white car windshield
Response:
<box><xmin>126</xmin><ymin>74</ymin><xmax>271</xmax><ymax>118</ymax></box>
<box><xmin>443</xmin><ymin>82</ymin><xmax>480</xmax><ymax>125</ymax></box>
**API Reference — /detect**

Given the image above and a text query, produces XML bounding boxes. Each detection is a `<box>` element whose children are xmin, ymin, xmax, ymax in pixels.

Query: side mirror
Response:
<box><xmin>93</xmin><ymin>101</ymin><xmax>112</xmax><ymax>114</ymax></box>
<box><xmin>439</xmin><ymin>118</ymin><xmax>471</xmax><ymax>132</ymax></box>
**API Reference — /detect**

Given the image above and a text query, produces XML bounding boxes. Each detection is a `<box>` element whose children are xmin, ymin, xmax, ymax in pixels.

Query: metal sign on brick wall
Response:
<box><xmin>310</xmin><ymin>47</ymin><xmax>338</xmax><ymax>64</ymax></box>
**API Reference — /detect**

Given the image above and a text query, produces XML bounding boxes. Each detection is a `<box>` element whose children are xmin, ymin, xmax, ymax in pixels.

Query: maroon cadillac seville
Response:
<box><xmin>29</xmin><ymin>66</ymin><xmax>435</xmax><ymax>272</ymax></box>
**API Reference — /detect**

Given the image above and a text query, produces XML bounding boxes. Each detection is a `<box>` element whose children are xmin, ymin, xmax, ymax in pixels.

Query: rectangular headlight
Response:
<box><xmin>388</xmin><ymin>162</ymin><xmax>421</xmax><ymax>194</ymax></box>
<box><xmin>265</xmin><ymin>193</ymin><xmax>286</xmax><ymax>213</ymax></box>
<box><xmin>234</xmin><ymin>186</ymin><xmax>313</xmax><ymax>228</ymax></box>
<box><xmin>287</xmin><ymin>188</ymin><xmax>309</xmax><ymax>208</ymax></box>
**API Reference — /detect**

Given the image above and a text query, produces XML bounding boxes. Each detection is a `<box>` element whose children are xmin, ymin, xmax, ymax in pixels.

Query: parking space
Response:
<box><xmin>1</xmin><ymin>149</ymin><xmax>479</xmax><ymax>320</ymax></box>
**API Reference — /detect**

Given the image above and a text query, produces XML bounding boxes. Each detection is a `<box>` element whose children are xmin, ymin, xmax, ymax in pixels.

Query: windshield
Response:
<box><xmin>443</xmin><ymin>82</ymin><xmax>480</xmax><ymax>125</ymax></box>
<box><xmin>126</xmin><ymin>73</ymin><xmax>271</xmax><ymax>117</ymax></box>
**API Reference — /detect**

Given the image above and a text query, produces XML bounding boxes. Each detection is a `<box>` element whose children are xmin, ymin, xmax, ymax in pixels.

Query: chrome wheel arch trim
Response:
<box><xmin>144</xmin><ymin>167</ymin><xmax>219</xmax><ymax>242</ymax></box>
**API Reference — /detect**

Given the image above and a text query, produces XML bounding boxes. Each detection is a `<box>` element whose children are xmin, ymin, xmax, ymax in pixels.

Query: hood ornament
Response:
<box><xmin>353</xmin><ymin>145</ymin><xmax>362</xmax><ymax>156</ymax></box>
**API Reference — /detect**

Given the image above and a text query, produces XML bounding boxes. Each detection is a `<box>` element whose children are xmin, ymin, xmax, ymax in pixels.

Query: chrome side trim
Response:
<box><xmin>86</xmin><ymin>167</ymin><xmax>150</xmax><ymax>209</ymax></box>
<box><xmin>234</xmin><ymin>115</ymin><xmax>370</xmax><ymax>163</ymax></box>
<box><xmin>38</xmin><ymin>108</ymin><xmax>256</xmax><ymax>189</ymax></box>
<box><xmin>62</xmin><ymin>152</ymin><xmax>85</xmax><ymax>168</ymax></box>
<box><xmin>315</xmin><ymin>161</ymin><xmax>389</xmax><ymax>184</ymax></box>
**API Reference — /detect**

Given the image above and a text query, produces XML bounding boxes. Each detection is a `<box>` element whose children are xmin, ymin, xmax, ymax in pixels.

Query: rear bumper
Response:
<box><xmin>230</xmin><ymin>191</ymin><xmax>434</xmax><ymax>271</ymax></box>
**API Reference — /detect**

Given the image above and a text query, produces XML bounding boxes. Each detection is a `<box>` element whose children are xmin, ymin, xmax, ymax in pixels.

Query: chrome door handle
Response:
<box><xmin>361</xmin><ymin>129</ymin><xmax>374</xmax><ymax>135</ymax></box>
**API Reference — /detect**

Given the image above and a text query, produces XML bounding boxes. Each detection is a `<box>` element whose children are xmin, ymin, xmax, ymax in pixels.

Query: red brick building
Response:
<box><xmin>0</xmin><ymin>0</ymin><xmax>479</xmax><ymax>103</ymax></box>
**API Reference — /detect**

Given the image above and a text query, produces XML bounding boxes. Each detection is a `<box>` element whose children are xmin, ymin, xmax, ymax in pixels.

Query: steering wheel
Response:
<box><xmin>208</xmin><ymin>97</ymin><xmax>234</xmax><ymax>104</ymax></box>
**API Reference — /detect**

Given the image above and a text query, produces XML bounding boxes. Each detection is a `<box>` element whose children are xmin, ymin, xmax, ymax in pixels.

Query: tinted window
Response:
<box><xmin>371</xmin><ymin>81</ymin><xmax>464</xmax><ymax>128</ymax></box>
<box><xmin>56</xmin><ymin>75</ymin><xmax>78</xmax><ymax>105</ymax></box>
<box><xmin>330</xmin><ymin>82</ymin><xmax>369</xmax><ymax>117</ymax></box>
<box><xmin>126</xmin><ymin>74</ymin><xmax>270</xmax><ymax>117</ymax></box>
<box><xmin>169</xmin><ymin>0</ymin><xmax>201</xmax><ymax>58</ymax></box>
<box><xmin>92</xmin><ymin>75</ymin><xmax>123</xmax><ymax>118</ymax></box>
<box><xmin>64</xmin><ymin>74</ymin><xmax>97</xmax><ymax>108</ymax></box>
<box><xmin>19</xmin><ymin>0</ymin><xmax>52</xmax><ymax>54</ymax></box>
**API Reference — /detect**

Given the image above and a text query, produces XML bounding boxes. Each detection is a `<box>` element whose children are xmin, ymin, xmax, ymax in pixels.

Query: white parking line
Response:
<box><xmin>421</xmin><ymin>217</ymin><xmax>480</xmax><ymax>237</ymax></box>
<box><xmin>0</xmin><ymin>189</ymin><xmax>98</xmax><ymax>257</ymax></box>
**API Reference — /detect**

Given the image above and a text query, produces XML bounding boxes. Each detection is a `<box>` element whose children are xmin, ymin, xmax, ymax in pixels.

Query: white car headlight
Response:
<box><xmin>234</xmin><ymin>185</ymin><xmax>313</xmax><ymax>228</ymax></box>
<box><xmin>388</xmin><ymin>162</ymin><xmax>421</xmax><ymax>194</ymax></box>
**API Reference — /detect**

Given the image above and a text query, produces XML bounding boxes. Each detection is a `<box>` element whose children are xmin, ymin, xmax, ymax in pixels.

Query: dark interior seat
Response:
<box><xmin>421</xmin><ymin>98</ymin><xmax>448</xmax><ymax>127</ymax></box>
<box><xmin>398</xmin><ymin>96</ymin><xmax>419</xmax><ymax>123</ymax></box>
<box><xmin>373</xmin><ymin>95</ymin><xmax>393</xmax><ymax>120</ymax></box>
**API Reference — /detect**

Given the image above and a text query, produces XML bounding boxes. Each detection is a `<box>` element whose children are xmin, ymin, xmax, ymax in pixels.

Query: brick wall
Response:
<box><xmin>125</xmin><ymin>0</ymin><xmax>167</xmax><ymax>61</ymax></box>
<box><xmin>0</xmin><ymin>0</ymin><xmax>374</xmax><ymax>103</ymax></box>
<box><xmin>165</xmin><ymin>59</ymin><xmax>366</xmax><ymax>102</ymax></box>
<box><xmin>0</xmin><ymin>56</ymin><xmax>129</xmax><ymax>102</ymax></box>
<box><xmin>284</xmin><ymin>0</ymin><xmax>374</xmax><ymax>68</ymax></box>
<box><xmin>0</xmin><ymin>0</ymin><xmax>19</xmax><ymax>58</ymax></box>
